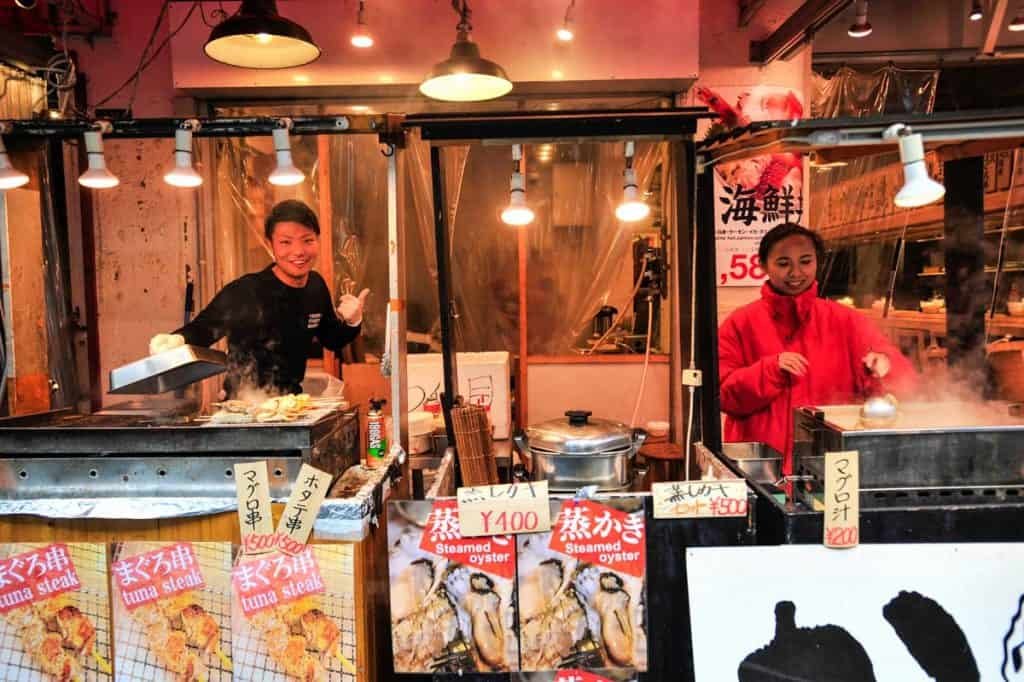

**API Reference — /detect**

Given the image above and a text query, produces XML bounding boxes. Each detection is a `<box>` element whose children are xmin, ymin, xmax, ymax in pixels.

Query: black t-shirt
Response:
<box><xmin>176</xmin><ymin>266</ymin><xmax>360</xmax><ymax>396</ymax></box>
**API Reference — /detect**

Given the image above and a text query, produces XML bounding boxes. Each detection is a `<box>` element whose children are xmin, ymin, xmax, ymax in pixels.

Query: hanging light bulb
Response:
<box><xmin>351</xmin><ymin>0</ymin><xmax>374</xmax><ymax>48</ymax></box>
<box><xmin>616</xmin><ymin>141</ymin><xmax>649</xmax><ymax>223</ymax></box>
<box><xmin>163</xmin><ymin>121</ymin><xmax>203</xmax><ymax>188</ymax></box>
<box><xmin>969</xmin><ymin>0</ymin><xmax>983</xmax><ymax>21</ymax></box>
<box><xmin>0</xmin><ymin>128</ymin><xmax>29</xmax><ymax>191</ymax></box>
<box><xmin>78</xmin><ymin>123</ymin><xmax>119</xmax><ymax>190</ymax></box>
<box><xmin>847</xmin><ymin>0</ymin><xmax>872</xmax><ymax>37</ymax></box>
<box><xmin>204</xmin><ymin>0</ymin><xmax>321</xmax><ymax>69</ymax></box>
<box><xmin>883</xmin><ymin>124</ymin><xmax>945</xmax><ymax>208</ymax></box>
<box><xmin>420</xmin><ymin>0</ymin><xmax>512</xmax><ymax>102</ymax></box>
<box><xmin>1011</xmin><ymin>7</ymin><xmax>1024</xmax><ymax>30</ymax></box>
<box><xmin>556</xmin><ymin>0</ymin><xmax>576</xmax><ymax>41</ymax></box>
<box><xmin>501</xmin><ymin>144</ymin><xmax>534</xmax><ymax>227</ymax></box>
<box><xmin>268</xmin><ymin>119</ymin><xmax>304</xmax><ymax>186</ymax></box>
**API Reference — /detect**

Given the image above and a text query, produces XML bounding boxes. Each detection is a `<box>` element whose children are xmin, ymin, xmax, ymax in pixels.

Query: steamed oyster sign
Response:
<box><xmin>419</xmin><ymin>499</ymin><xmax>515</xmax><ymax>579</ymax></box>
<box><xmin>548</xmin><ymin>501</ymin><xmax>645</xmax><ymax>578</ymax></box>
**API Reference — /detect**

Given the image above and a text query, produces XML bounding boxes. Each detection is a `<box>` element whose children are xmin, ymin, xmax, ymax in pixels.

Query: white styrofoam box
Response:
<box><xmin>406</xmin><ymin>352</ymin><xmax>512</xmax><ymax>439</ymax></box>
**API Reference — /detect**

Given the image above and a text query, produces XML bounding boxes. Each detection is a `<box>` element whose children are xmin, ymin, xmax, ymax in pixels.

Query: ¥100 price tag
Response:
<box><xmin>651</xmin><ymin>480</ymin><xmax>749</xmax><ymax>518</ymax></box>
<box><xmin>824</xmin><ymin>450</ymin><xmax>860</xmax><ymax>549</ymax></box>
<box><xmin>456</xmin><ymin>480</ymin><xmax>551</xmax><ymax>538</ymax></box>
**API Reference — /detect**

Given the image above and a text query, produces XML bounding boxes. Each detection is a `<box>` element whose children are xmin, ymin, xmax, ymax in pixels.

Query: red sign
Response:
<box><xmin>232</xmin><ymin>548</ymin><xmax>325</xmax><ymax>617</ymax></box>
<box><xmin>0</xmin><ymin>544</ymin><xmax>80</xmax><ymax>614</ymax></box>
<box><xmin>112</xmin><ymin>543</ymin><xmax>205</xmax><ymax>611</ymax></box>
<box><xmin>548</xmin><ymin>500</ymin><xmax>646</xmax><ymax>578</ymax></box>
<box><xmin>555</xmin><ymin>671</ymin><xmax>613</xmax><ymax>682</ymax></box>
<box><xmin>418</xmin><ymin>499</ymin><xmax>515</xmax><ymax>580</ymax></box>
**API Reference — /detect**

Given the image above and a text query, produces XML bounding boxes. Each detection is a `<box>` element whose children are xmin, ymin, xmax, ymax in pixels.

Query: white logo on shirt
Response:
<box><xmin>307</xmin><ymin>313</ymin><xmax>322</xmax><ymax>329</ymax></box>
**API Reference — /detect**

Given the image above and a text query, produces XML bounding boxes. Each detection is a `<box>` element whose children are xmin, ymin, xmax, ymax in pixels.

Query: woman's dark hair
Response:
<box><xmin>264</xmin><ymin>199</ymin><xmax>320</xmax><ymax>240</ymax></box>
<box><xmin>758</xmin><ymin>223</ymin><xmax>825</xmax><ymax>264</ymax></box>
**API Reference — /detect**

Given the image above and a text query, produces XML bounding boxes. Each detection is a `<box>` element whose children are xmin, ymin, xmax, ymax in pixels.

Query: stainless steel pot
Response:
<box><xmin>513</xmin><ymin>410</ymin><xmax>647</xmax><ymax>491</ymax></box>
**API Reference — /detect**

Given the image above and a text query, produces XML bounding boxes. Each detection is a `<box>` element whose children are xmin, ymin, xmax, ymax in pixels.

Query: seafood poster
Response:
<box><xmin>513</xmin><ymin>669</ymin><xmax>638</xmax><ymax>681</ymax></box>
<box><xmin>388</xmin><ymin>499</ymin><xmax>519</xmax><ymax>673</ymax></box>
<box><xmin>686</xmin><ymin>543</ymin><xmax>1024</xmax><ymax>681</ymax></box>
<box><xmin>696</xmin><ymin>85</ymin><xmax>808</xmax><ymax>287</ymax></box>
<box><xmin>0</xmin><ymin>542</ymin><xmax>112</xmax><ymax>681</ymax></box>
<box><xmin>518</xmin><ymin>498</ymin><xmax>647</xmax><ymax>673</ymax></box>
<box><xmin>111</xmin><ymin>541</ymin><xmax>232</xmax><ymax>682</ymax></box>
<box><xmin>231</xmin><ymin>544</ymin><xmax>356</xmax><ymax>682</ymax></box>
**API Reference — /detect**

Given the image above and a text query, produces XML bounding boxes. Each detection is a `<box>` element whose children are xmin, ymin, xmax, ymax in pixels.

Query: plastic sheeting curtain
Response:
<box><xmin>407</xmin><ymin>138</ymin><xmax>668</xmax><ymax>355</ymax></box>
<box><xmin>811</xmin><ymin>64</ymin><xmax>938</xmax><ymax>119</ymax></box>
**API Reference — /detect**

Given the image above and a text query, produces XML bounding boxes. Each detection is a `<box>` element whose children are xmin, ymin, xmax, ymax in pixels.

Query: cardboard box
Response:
<box><xmin>407</xmin><ymin>352</ymin><xmax>512</xmax><ymax>439</ymax></box>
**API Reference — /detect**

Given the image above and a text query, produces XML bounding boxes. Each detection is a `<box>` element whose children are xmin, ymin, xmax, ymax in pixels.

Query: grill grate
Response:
<box><xmin>112</xmin><ymin>542</ymin><xmax>233</xmax><ymax>682</ymax></box>
<box><xmin>0</xmin><ymin>543</ymin><xmax>112</xmax><ymax>682</ymax></box>
<box><xmin>233</xmin><ymin>545</ymin><xmax>356</xmax><ymax>682</ymax></box>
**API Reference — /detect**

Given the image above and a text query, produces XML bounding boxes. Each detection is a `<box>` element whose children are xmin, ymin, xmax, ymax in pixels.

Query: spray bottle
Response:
<box><xmin>366</xmin><ymin>398</ymin><xmax>388</xmax><ymax>467</ymax></box>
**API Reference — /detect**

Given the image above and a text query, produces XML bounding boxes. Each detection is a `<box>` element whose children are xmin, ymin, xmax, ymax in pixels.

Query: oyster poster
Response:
<box><xmin>697</xmin><ymin>85</ymin><xmax>807</xmax><ymax>287</ymax></box>
<box><xmin>388</xmin><ymin>499</ymin><xmax>519</xmax><ymax>673</ymax></box>
<box><xmin>686</xmin><ymin>543</ymin><xmax>1024</xmax><ymax>681</ymax></box>
<box><xmin>518</xmin><ymin>498</ymin><xmax>647</xmax><ymax>672</ymax></box>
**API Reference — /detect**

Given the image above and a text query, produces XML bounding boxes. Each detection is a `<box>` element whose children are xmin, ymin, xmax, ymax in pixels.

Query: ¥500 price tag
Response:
<box><xmin>457</xmin><ymin>480</ymin><xmax>551</xmax><ymax>538</ymax></box>
<box><xmin>651</xmin><ymin>480</ymin><xmax>749</xmax><ymax>519</ymax></box>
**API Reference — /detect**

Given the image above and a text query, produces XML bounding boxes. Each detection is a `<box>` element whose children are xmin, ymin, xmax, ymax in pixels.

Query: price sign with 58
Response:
<box><xmin>720</xmin><ymin>253</ymin><xmax>766</xmax><ymax>285</ymax></box>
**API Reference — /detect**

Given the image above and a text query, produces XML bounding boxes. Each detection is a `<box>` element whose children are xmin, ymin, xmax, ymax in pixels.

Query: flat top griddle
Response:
<box><xmin>0</xmin><ymin>407</ymin><xmax>353</xmax><ymax>455</ymax></box>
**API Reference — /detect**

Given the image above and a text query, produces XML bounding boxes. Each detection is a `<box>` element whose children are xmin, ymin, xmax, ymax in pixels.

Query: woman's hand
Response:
<box><xmin>337</xmin><ymin>288</ymin><xmax>370</xmax><ymax>326</ymax></box>
<box><xmin>778</xmin><ymin>352</ymin><xmax>809</xmax><ymax>377</ymax></box>
<box><xmin>863</xmin><ymin>351</ymin><xmax>891</xmax><ymax>378</ymax></box>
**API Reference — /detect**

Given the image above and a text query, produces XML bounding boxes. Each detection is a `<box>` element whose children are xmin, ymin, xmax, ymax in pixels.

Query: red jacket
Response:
<box><xmin>718</xmin><ymin>282</ymin><xmax>918</xmax><ymax>473</ymax></box>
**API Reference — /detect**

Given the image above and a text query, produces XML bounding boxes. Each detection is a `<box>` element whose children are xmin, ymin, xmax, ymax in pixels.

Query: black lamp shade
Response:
<box><xmin>204</xmin><ymin>0</ymin><xmax>321</xmax><ymax>69</ymax></box>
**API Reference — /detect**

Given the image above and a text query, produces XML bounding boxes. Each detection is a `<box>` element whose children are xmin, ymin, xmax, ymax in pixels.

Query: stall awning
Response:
<box><xmin>404</xmin><ymin>107</ymin><xmax>711</xmax><ymax>144</ymax></box>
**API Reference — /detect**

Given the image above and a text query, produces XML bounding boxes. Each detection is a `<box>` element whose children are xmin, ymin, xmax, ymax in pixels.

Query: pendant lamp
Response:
<box><xmin>419</xmin><ymin>0</ymin><xmax>512</xmax><ymax>102</ymax></box>
<box><xmin>204</xmin><ymin>0</ymin><xmax>321</xmax><ymax>69</ymax></box>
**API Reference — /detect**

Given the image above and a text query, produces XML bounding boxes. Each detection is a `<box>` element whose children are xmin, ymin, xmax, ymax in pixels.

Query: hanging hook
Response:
<box><xmin>380</xmin><ymin>143</ymin><xmax>395</xmax><ymax>157</ymax></box>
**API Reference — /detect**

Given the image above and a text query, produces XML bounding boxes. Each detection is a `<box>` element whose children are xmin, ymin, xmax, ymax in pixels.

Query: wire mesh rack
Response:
<box><xmin>232</xmin><ymin>545</ymin><xmax>356</xmax><ymax>682</ymax></box>
<box><xmin>112</xmin><ymin>542</ymin><xmax>233</xmax><ymax>682</ymax></box>
<box><xmin>0</xmin><ymin>543</ymin><xmax>112</xmax><ymax>682</ymax></box>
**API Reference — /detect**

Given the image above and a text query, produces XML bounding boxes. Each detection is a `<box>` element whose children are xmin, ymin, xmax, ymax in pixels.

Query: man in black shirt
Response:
<box><xmin>149</xmin><ymin>200</ymin><xmax>368</xmax><ymax>397</ymax></box>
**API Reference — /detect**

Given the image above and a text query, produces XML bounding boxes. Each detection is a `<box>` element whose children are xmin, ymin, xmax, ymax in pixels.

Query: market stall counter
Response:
<box><xmin>0</xmin><ymin>403</ymin><xmax>403</xmax><ymax>682</ymax></box>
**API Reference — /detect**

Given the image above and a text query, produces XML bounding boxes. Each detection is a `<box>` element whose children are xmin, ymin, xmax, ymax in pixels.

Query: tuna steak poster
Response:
<box><xmin>697</xmin><ymin>85</ymin><xmax>807</xmax><ymax>288</ymax></box>
<box><xmin>686</xmin><ymin>543</ymin><xmax>1024</xmax><ymax>681</ymax></box>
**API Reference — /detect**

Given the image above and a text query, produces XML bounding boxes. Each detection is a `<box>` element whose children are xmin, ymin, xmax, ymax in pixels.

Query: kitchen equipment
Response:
<box><xmin>792</xmin><ymin>402</ymin><xmax>1024</xmax><ymax>506</ymax></box>
<box><xmin>637</xmin><ymin>442</ymin><xmax>683</xmax><ymax>484</ymax></box>
<box><xmin>988</xmin><ymin>340</ymin><xmax>1024</xmax><ymax>402</ymax></box>
<box><xmin>513</xmin><ymin>410</ymin><xmax>646</xmax><ymax>491</ymax></box>
<box><xmin>0</xmin><ymin>406</ymin><xmax>360</xmax><ymax>515</ymax></box>
<box><xmin>592</xmin><ymin>306</ymin><xmax>618</xmax><ymax>338</ymax></box>
<box><xmin>109</xmin><ymin>345</ymin><xmax>227</xmax><ymax>395</ymax></box>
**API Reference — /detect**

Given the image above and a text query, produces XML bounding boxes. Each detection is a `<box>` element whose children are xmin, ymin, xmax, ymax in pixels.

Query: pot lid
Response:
<box><xmin>526</xmin><ymin>410</ymin><xmax>634</xmax><ymax>454</ymax></box>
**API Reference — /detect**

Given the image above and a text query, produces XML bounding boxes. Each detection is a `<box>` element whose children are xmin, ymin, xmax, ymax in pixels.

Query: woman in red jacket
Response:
<box><xmin>718</xmin><ymin>223</ymin><xmax>917</xmax><ymax>473</ymax></box>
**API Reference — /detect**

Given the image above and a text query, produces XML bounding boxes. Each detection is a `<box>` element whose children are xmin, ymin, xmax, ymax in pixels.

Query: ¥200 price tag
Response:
<box><xmin>824</xmin><ymin>450</ymin><xmax>859</xmax><ymax>549</ymax></box>
<box><xmin>456</xmin><ymin>480</ymin><xmax>551</xmax><ymax>538</ymax></box>
<box><xmin>651</xmin><ymin>480</ymin><xmax>749</xmax><ymax>518</ymax></box>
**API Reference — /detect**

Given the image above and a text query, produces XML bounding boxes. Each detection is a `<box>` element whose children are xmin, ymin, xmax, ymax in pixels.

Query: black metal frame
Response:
<box><xmin>403</xmin><ymin>108</ymin><xmax>716</xmax><ymax>681</ymax></box>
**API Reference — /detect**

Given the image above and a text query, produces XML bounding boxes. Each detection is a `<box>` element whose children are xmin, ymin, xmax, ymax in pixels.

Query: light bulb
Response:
<box><xmin>1011</xmin><ymin>12</ymin><xmax>1024</xmax><ymax>30</ymax></box>
<box><xmin>894</xmin><ymin>132</ymin><xmax>945</xmax><ymax>208</ymax></box>
<box><xmin>848</xmin><ymin>0</ymin><xmax>872</xmax><ymax>37</ymax></box>
<box><xmin>164</xmin><ymin>127</ymin><xmax>203</xmax><ymax>188</ymax></box>
<box><xmin>501</xmin><ymin>172</ymin><xmax>534</xmax><ymax>226</ymax></box>
<box><xmin>255</xmin><ymin>32</ymin><xmax>273</xmax><ymax>44</ymax></box>
<box><xmin>268</xmin><ymin>126</ymin><xmax>304</xmax><ymax>186</ymax></box>
<box><xmin>78</xmin><ymin>130</ymin><xmax>119</xmax><ymax>189</ymax></box>
<box><xmin>0</xmin><ymin>138</ymin><xmax>28</xmax><ymax>190</ymax></box>
<box><xmin>616</xmin><ymin>161</ymin><xmax>649</xmax><ymax>223</ymax></box>
<box><xmin>556</xmin><ymin>25</ymin><xmax>574</xmax><ymax>41</ymax></box>
<box><xmin>969</xmin><ymin>0</ymin><xmax>983</xmax><ymax>21</ymax></box>
<box><xmin>351</xmin><ymin>32</ymin><xmax>374</xmax><ymax>48</ymax></box>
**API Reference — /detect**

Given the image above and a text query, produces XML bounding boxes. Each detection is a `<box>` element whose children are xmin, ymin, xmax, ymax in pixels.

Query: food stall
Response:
<box><xmin>0</xmin><ymin>114</ymin><xmax>408</xmax><ymax>682</ymax></box>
